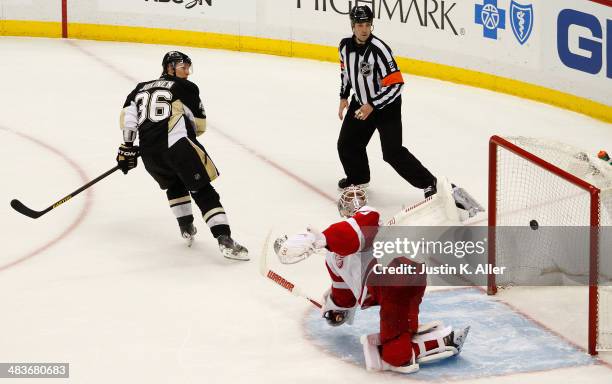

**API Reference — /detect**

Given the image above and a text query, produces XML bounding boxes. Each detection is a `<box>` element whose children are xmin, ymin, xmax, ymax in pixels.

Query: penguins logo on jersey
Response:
<box><xmin>360</xmin><ymin>61</ymin><xmax>373</xmax><ymax>76</ymax></box>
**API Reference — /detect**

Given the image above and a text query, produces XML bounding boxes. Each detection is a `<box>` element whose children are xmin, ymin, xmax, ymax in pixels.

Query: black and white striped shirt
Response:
<box><xmin>339</xmin><ymin>34</ymin><xmax>404</xmax><ymax>110</ymax></box>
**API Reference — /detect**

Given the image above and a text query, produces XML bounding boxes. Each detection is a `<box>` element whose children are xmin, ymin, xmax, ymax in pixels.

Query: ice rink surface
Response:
<box><xmin>0</xmin><ymin>37</ymin><xmax>611</xmax><ymax>383</ymax></box>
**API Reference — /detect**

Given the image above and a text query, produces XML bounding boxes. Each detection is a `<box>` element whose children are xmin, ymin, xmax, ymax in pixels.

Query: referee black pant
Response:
<box><xmin>337</xmin><ymin>97</ymin><xmax>435</xmax><ymax>189</ymax></box>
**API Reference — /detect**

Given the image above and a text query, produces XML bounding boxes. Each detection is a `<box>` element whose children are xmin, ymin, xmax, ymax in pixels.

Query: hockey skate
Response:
<box><xmin>444</xmin><ymin>326</ymin><xmax>470</xmax><ymax>356</ymax></box>
<box><xmin>180</xmin><ymin>223</ymin><xmax>197</xmax><ymax>247</ymax></box>
<box><xmin>337</xmin><ymin>178</ymin><xmax>369</xmax><ymax>191</ymax></box>
<box><xmin>218</xmin><ymin>235</ymin><xmax>249</xmax><ymax>261</ymax></box>
<box><xmin>423</xmin><ymin>178</ymin><xmax>437</xmax><ymax>198</ymax></box>
<box><xmin>452</xmin><ymin>185</ymin><xmax>484</xmax><ymax>218</ymax></box>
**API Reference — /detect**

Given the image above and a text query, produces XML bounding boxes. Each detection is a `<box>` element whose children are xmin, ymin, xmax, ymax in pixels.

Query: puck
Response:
<box><xmin>529</xmin><ymin>219</ymin><xmax>539</xmax><ymax>230</ymax></box>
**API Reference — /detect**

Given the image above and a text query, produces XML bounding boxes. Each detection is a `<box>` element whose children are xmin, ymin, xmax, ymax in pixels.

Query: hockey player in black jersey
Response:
<box><xmin>116</xmin><ymin>51</ymin><xmax>248</xmax><ymax>260</ymax></box>
<box><xmin>336</xmin><ymin>6</ymin><xmax>437</xmax><ymax>198</ymax></box>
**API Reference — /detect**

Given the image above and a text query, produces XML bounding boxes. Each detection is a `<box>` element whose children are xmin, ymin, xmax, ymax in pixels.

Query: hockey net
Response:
<box><xmin>488</xmin><ymin>135</ymin><xmax>612</xmax><ymax>355</ymax></box>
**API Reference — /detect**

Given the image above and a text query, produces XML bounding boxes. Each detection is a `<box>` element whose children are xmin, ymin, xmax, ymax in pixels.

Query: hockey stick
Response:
<box><xmin>10</xmin><ymin>165</ymin><xmax>121</xmax><ymax>219</ymax></box>
<box><xmin>259</xmin><ymin>231</ymin><xmax>322</xmax><ymax>309</ymax></box>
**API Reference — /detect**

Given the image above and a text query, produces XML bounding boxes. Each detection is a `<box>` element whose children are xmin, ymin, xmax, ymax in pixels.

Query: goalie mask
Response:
<box><xmin>337</xmin><ymin>186</ymin><xmax>368</xmax><ymax>218</ymax></box>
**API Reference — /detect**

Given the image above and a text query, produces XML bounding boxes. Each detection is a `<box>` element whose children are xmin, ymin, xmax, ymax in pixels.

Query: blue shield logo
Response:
<box><xmin>510</xmin><ymin>1</ymin><xmax>534</xmax><ymax>45</ymax></box>
<box><xmin>475</xmin><ymin>0</ymin><xmax>506</xmax><ymax>40</ymax></box>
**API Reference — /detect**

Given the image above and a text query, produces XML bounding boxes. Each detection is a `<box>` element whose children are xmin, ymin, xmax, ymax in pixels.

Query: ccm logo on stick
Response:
<box><xmin>557</xmin><ymin>9</ymin><xmax>611</xmax><ymax>78</ymax></box>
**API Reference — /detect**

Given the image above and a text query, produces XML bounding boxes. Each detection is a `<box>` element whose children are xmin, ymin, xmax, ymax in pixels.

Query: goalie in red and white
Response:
<box><xmin>274</xmin><ymin>178</ymin><xmax>483</xmax><ymax>373</ymax></box>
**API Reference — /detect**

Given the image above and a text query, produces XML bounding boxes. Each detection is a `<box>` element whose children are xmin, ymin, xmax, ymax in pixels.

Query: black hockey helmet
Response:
<box><xmin>350</xmin><ymin>5</ymin><xmax>374</xmax><ymax>26</ymax></box>
<box><xmin>162</xmin><ymin>51</ymin><xmax>192</xmax><ymax>75</ymax></box>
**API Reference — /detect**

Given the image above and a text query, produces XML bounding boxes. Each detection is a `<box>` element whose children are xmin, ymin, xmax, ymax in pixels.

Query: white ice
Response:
<box><xmin>0</xmin><ymin>37</ymin><xmax>610</xmax><ymax>383</ymax></box>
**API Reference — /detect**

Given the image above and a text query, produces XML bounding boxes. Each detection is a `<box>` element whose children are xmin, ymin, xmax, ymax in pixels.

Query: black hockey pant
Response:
<box><xmin>142</xmin><ymin>137</ymin><xmax>230</xmax><ymax>238</ymax></box>
<box><xmin>337</xmin><ymin>98</ymin><xmax>435</xmax><ymax>189</ymax></box>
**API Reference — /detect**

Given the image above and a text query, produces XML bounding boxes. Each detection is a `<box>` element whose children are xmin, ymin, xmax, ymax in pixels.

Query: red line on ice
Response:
<box><xmin>0</xmin><ymin>127</ymin><xmax>91</xmax><ymax>272</ymax></box>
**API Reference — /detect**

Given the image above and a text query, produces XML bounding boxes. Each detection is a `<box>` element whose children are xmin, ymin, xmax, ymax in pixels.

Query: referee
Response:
<box><xmin>337</xmin><ymin>5</ymin><xmax>437</xmax><ymax>198</ymax></box>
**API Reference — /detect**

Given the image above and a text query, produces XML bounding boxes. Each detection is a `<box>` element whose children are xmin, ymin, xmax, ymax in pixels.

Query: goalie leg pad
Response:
<box><xmin>452</xmin><ymin>185</ymin><xmax>485</xmax><ymax>219</ymax></box>
<box><xmin>416</xmin><ymin>320</ymin><xmax>444</xmax><ymax>335</ymax></box>
<box><xmin>387</xmin><ymin>177</ymin><xmax>461</xmax><ymax>228</ymax></box>
<box><xmin>413</xmin><ymin>325</ymin><xmax>471</xmax><ymax>364</ymax></box>
<box><xmin>413</xmin><ymin>325</ymin><xmax>452</xmax><ymax>360</ymax></box>
<box><xmin>417</xmin><ymin>350</ymin><xmax>455</xmax><ymax>364</ymax></box>
<box><xmin>384</xmin><ymin>356</ymin><xmax>420</xmax><ymax>374</ymax></box>
<box><xmin>361</xmin><ymin>334</ymin><xmax>384</xmax><ymax>371</ymax></box>
<box><xmin>360</xmin><ymin>333</ymin><xmax>420</xmax><ymax>374</ymax></box>
<box><xmin>361</xmin><ymin>322</ymin><xmax>469</xmax><ymax>372</ymax></box>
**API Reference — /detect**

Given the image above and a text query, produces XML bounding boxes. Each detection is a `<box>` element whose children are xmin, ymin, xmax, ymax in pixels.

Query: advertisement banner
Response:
<box><xmin>549</xmin><ymin>0</ymin><xmax>611</xmax><ymax>85</ymax></box>
<box><xmin>290</xmin><ymin>0</ymin><xmax>541</xmax><ymax>70</ymax></box>
<box><xmin>2</xmin><ymin>0</ymin><xmax>609</xmax><ymax>107</ymax></box>
<box><xmin>97</xmin><ymin>0</ymin><xmax>257</xmax><ymax>22</ymax></box>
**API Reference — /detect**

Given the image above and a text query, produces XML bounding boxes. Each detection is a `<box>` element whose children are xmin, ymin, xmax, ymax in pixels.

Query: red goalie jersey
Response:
<box><xmin>322</xmin><ymin>205</ymin><xmax>381</xmax><ymax>308</ymax></box>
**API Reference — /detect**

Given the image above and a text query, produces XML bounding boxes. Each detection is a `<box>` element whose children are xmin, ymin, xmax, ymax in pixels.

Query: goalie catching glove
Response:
<box><xmin>274</xmin><ymin>226</ymin><xmax>326</xmax><ymax>264</ymax></box>
<box><xmin>116</xmin><ymin>143</ymin><xmax>139</xmax><ymax>174</ymax></box>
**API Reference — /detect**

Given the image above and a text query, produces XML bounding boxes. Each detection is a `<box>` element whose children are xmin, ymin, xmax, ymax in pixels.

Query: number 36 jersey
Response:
<box><xmin>120</xmin><ymin>75</ymin><xmax>207</xmax><ymax>155</ymax></box>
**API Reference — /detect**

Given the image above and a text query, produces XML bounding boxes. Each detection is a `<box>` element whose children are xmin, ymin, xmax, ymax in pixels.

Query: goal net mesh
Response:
<box><xmin>493</xmin><ymin>136</ymin><xmax>612</xmax><ymax>352</ymax></box>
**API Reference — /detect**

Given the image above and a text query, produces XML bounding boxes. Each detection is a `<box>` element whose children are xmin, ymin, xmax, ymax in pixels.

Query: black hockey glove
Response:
<box><xmin>116</xmin><ymin>143</ymin><xmax>139</xmax><ymax>174</ymax></box>
<box><xmin>323</xmin><ymin>309</ymin><xmax>350</xmax><ymax>327</ymax></box>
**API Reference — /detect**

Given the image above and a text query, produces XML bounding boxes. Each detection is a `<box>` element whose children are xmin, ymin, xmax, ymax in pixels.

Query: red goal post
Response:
<box><xmin>488</xmin><ymin>135</ymin><xmax>608</xmax><ymax>356</ymax></box>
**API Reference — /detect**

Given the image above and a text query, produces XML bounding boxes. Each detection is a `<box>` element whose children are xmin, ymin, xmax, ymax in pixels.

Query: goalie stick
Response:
<box><xmin>259</xmin><ymin>231</ymin><xmax>322</xmax><ymax>309</ymax></box>
<box><xmin>10</xmin><ymin>165</ymin><xmax>121</xmax><ymax>219</ymax></box>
